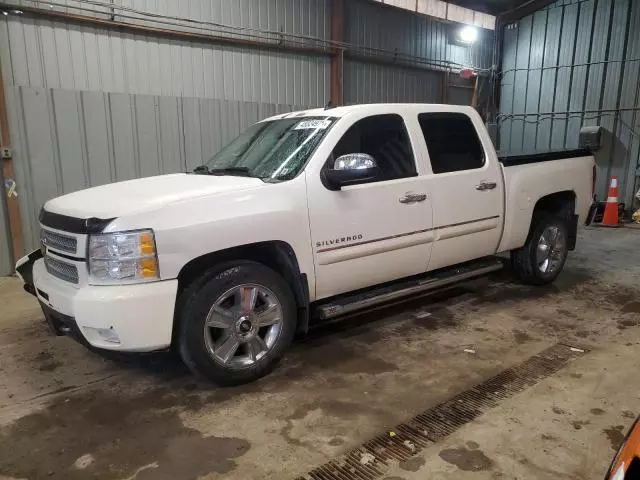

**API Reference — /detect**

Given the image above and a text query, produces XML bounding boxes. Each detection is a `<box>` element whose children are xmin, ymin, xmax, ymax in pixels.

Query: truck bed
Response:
<box><xmin>496</xmin><ymin>149</ymin><xmax>594</xmax><ymax>253</ymax></box>
<box><xmin>498</xmin><ymin>148</ymin><xmax>592</xmax><ymax>167</ymax></box>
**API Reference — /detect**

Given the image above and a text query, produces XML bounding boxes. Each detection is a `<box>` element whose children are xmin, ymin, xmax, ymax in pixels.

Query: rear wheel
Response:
<box><xmin>178</xmin><ymin>262</ymin><xmax>296</xmax><ymax>385</ymax></box>
<box><xmin>511</xmin><ymin>214</ymin><xmax>569</xmax><ymax>285</ymax></box>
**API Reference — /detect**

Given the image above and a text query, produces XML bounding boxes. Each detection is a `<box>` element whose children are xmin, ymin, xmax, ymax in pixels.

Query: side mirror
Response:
<box><xmin>322</xmin><ymin>153</ymin><xmax>380</xmax><ymax>191</ymax></box>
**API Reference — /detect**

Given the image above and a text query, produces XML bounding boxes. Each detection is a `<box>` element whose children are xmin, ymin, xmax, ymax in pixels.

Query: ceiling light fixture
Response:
<box><xmin>458</xmin><ymin>26</ymin><xmax>478</xmax><ymax>44</ymax></box>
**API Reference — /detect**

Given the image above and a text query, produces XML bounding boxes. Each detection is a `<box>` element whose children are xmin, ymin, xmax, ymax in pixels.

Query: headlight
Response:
<box><xmin>88</xmin><ymin>229</ymin><xmax>159</xmax><ymax>285</ymax></box>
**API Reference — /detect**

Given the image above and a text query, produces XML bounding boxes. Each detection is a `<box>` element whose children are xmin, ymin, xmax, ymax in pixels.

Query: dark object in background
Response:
<box><xmin>586</xmin><ymin>201</ymin><xmax>625</xmax><ymax>225</ymax></box>
<box><xmin>579</xmin><ymin>126</ymin><xmax>603</xmax><ymax>151</ymax></box>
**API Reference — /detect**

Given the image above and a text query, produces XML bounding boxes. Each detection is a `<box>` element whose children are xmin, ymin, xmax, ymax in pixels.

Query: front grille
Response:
<box><xmin>41</xmin><ymin>229</ymin><xmax>77</xmax><ymax>254</ymax></box>
<box><xmin>44</xmin><ymin>255</ymin><xmax>79</xmax><ymax>284</ymax></box>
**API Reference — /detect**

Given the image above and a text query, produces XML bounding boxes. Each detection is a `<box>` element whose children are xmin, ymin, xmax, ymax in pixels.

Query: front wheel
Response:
<box><xmin>178</xmin><ymin>262</ymin><xmax>296</xmax><ymax>385</ymax></box>
<box><xmin>511</xmin><ymin>214</ymin><xmax>569</xmax><ymax>285</ymax></box>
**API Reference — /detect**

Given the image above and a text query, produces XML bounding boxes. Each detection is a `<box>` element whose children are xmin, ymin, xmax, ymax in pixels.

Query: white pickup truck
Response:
<box><xmin>17</xmin><ymin>104</ymin><xmax>595</xmax><ymax>385</ymax></box>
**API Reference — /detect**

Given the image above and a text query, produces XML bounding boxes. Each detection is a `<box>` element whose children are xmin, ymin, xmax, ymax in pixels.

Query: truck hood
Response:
<box><xmin>44</xmin><ymin>174</ymin><xmax>266</xmax><ymax>219</ymax></box>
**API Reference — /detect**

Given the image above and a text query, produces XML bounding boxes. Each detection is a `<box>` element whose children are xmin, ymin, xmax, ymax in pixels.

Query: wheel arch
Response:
<box><xmin>531</xmin><ymin>190</ymin><xmax>578</xmax><ymax>250</ymax></box>
<box><xmin>174</xmin><ymin>241</ymin><xmax>310</xmax><ymax>342</ymax></box>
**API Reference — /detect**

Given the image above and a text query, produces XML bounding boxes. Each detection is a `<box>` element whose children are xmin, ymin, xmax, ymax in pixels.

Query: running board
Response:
<box><xmin>314</xmin><ymin>257</ymin><xmax>504</xmax><ymax>320</ymax></box>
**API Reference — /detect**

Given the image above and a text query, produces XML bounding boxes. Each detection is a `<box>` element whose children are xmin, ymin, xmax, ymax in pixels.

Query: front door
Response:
<box><xmin>306</xmin><ymin>113</ymin><xmax>434</xmax><ymax>300</ymax></box>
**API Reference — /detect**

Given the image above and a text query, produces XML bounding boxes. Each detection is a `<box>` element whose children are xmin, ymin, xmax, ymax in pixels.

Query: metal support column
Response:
<box><xmin>330</xmin><ymin>0</ymin><xmax>344</xmax><ymax>106</ymax></box>
<box><xmin>0</xmin><ymin>61</ymin><xmax>23</xmax><ymax>266</ymax></box>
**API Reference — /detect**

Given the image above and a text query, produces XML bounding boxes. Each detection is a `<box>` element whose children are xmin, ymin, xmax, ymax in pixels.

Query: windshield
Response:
<box><xmin>203</xmin><ymin>117</ymin><xmax>336</xmax><ymax>181</ymax></box>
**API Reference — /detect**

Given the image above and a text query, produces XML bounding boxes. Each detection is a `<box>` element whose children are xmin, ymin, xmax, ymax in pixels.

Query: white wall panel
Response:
<box><xmin>12</xmin><ymin>0</ymin><xmax>331</xmax><ymax>38</ymax></box>
<box><xmin>0</xmin><ymin>17</ymin><xmax>331</xmax><ymax>106</ymax></box>
<box><xmin>344</xmin><ymin>60</ymin><xmax>443</xmax><ymax>104</ymax></box>
<box><xmin>5</xmin><ymin>86</ymin><xmax>304</xmax><ymax>253</ymax></box>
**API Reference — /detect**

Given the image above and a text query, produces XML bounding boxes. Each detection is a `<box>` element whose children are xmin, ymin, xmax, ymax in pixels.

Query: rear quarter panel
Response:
<box><xmin>498</xmin><ymin>155</ymin><xmax>594</xmax><ymax>253</ymax></box>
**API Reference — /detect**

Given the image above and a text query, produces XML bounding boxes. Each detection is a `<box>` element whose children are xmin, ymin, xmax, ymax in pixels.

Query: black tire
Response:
<box><xmin>510</xmin><ymin>213</ymin><xmax>569</xmax><ymax>285</ymax></box>
<box><xmin>178</xmin><ymin>261</ymin><xmax>296</xmax><ymax>385</ymax></box>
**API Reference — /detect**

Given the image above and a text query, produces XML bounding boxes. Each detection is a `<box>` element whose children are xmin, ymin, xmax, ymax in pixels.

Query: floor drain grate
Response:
<box><xmin>296</xmin><ymin>343</ymin><xmax>586</xmax><ymax>480</ymax></box>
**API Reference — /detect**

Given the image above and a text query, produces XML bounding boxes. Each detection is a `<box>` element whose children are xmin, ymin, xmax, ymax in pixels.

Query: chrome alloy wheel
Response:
<box><xmin>536</xmin><ymin>225</ymin><xmax>566</xmax><ymax>275</ymax></box>
<box><xmin>203</xmin><ymin>284</ymin><xmax>283</xmax><ymax>368</ymax></box>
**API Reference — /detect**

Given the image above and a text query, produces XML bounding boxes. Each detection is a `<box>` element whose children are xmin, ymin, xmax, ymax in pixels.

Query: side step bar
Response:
<box><xmin>315</xmin><ymin>257</ymin><xmax>504</xmax><ymax>320</ymax></box>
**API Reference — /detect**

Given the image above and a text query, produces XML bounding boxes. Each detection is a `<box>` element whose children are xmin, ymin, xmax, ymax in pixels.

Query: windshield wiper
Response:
<box><xmin>193</xmin><ymin>165</ymin><xmax>210</xmax><ymax>174</ymax></box>
<box><xmin>209</xmin><ymin>167</ymin><xmax>256</xmax><ymax>177</ymax></box>
<box><xmin>193</xmin><ymin>166</ymin><xmax>261</xmax><ymax>178</ymax></box>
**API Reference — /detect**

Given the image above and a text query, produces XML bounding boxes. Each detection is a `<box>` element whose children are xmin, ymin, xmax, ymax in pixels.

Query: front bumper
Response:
<box><xmin>39</xmin><ymin>301</ymin><xmax>89</xmax><ymax>346</ymax></box>
<box><xmin>30</xmin><ymin>258</ymin><xmax>178</xmax><ymax>352</ymax></box>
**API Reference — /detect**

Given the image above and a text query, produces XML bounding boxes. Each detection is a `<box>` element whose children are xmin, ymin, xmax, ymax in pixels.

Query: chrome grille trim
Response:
<box><xmin>41</xmin><ymin>229</ymin><xmax>78</xmax><ymax>254</ymax></box>
<box><xmin>44</xmin><ymin>255</ymin><xmax>79</xmax><ymax>284</ymax></box>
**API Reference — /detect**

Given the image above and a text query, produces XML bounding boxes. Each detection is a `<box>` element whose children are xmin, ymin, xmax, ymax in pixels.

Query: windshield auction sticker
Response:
<box><xmin>294</xmin><ymin>119</ymin><xmax>332</xmax><ymax>130</ymax></box>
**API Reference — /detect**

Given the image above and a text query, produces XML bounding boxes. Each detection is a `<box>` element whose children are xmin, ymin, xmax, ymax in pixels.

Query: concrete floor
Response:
<box><xmin>0</xmin><ymin>226</ymin><xmax>638</xmax><ymax>480</ymax></box>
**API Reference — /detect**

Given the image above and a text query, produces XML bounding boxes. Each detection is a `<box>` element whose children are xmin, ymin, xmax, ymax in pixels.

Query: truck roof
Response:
<box><xmin>262</xmin><ymin>103</ymin><xmax>478</xmax><ymax>122</ymax></box>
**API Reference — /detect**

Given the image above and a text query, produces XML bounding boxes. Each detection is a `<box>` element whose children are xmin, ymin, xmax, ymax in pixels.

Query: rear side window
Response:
<box><xmin>332</xmin><ymin>114</ymin><xmax>417</xmax><ymax>181</ymax></box>
<box><xmin>418</xmin><ymin>113</ymin><xmax>485</xmax><ymax>174</ymax></box>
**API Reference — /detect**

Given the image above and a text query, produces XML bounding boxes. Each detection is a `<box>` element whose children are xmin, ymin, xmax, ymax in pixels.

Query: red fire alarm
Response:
<box><xmin>460</xmin><ymin>68</ymin><xmax>475</xmax><ymax>78</ymax></box>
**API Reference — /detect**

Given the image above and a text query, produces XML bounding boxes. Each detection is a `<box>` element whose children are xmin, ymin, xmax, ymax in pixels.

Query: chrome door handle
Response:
<box><xmin>399</xmin><ymin>193</ymin><xmax>428</xmax><ymax>204</ymax></box>
<box><xmin>476</xmin><ymin>182</ymin><xmax>497</xmax><ymax>191</ymax></box>
<box><xmin>411</xmin><ymin>193</ymin><xmax>427</xmax><ymax>202</ymax></box>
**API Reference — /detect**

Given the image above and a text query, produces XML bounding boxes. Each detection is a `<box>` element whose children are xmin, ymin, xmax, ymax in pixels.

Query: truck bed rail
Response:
<box><xmin>499</xmin><ymin>148</ymin><xmax>592</xmax><ymax>167</ymax></box>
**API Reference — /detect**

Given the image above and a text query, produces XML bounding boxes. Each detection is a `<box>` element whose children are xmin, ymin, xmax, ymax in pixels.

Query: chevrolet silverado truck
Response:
<box><xmin>16</xmin><ymin>104</ymin><xmax>595</xmax><ymax>385</ymax></box>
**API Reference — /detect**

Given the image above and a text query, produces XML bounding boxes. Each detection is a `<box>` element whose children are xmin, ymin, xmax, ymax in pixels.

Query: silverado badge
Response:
<box><xmin>316</xmin><ymin>234</ymin><xmax>364</xmax><ymax>249</ymax></box>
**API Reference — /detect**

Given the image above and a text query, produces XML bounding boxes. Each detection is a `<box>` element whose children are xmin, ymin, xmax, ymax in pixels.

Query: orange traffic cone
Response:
<box><xmin>601</xmin><ymin>176</ymin><xmax>621</xmax><ymax>227</ymax></box>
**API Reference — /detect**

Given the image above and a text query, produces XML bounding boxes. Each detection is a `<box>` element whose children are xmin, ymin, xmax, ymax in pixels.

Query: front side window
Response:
<box><xmin>418</xmin><ymin>113</ymin><xmax>485</xmax><ymax>174</ymax></box>
<box><xmin>329</xmin><ymin>114</ymin><xmax>417</xmax><ymax>182</ymax></box>
<box><xmin>204</xmin><ymin>117</ymin><xmax>336</xmax><ymax>181</ymax></box>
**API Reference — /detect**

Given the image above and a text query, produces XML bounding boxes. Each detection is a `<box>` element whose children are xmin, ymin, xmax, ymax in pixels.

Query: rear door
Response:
<box><xmin>417</xmin><ymin>111</ymin><xmax>504</xmax><ymax>271</ymax></box>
